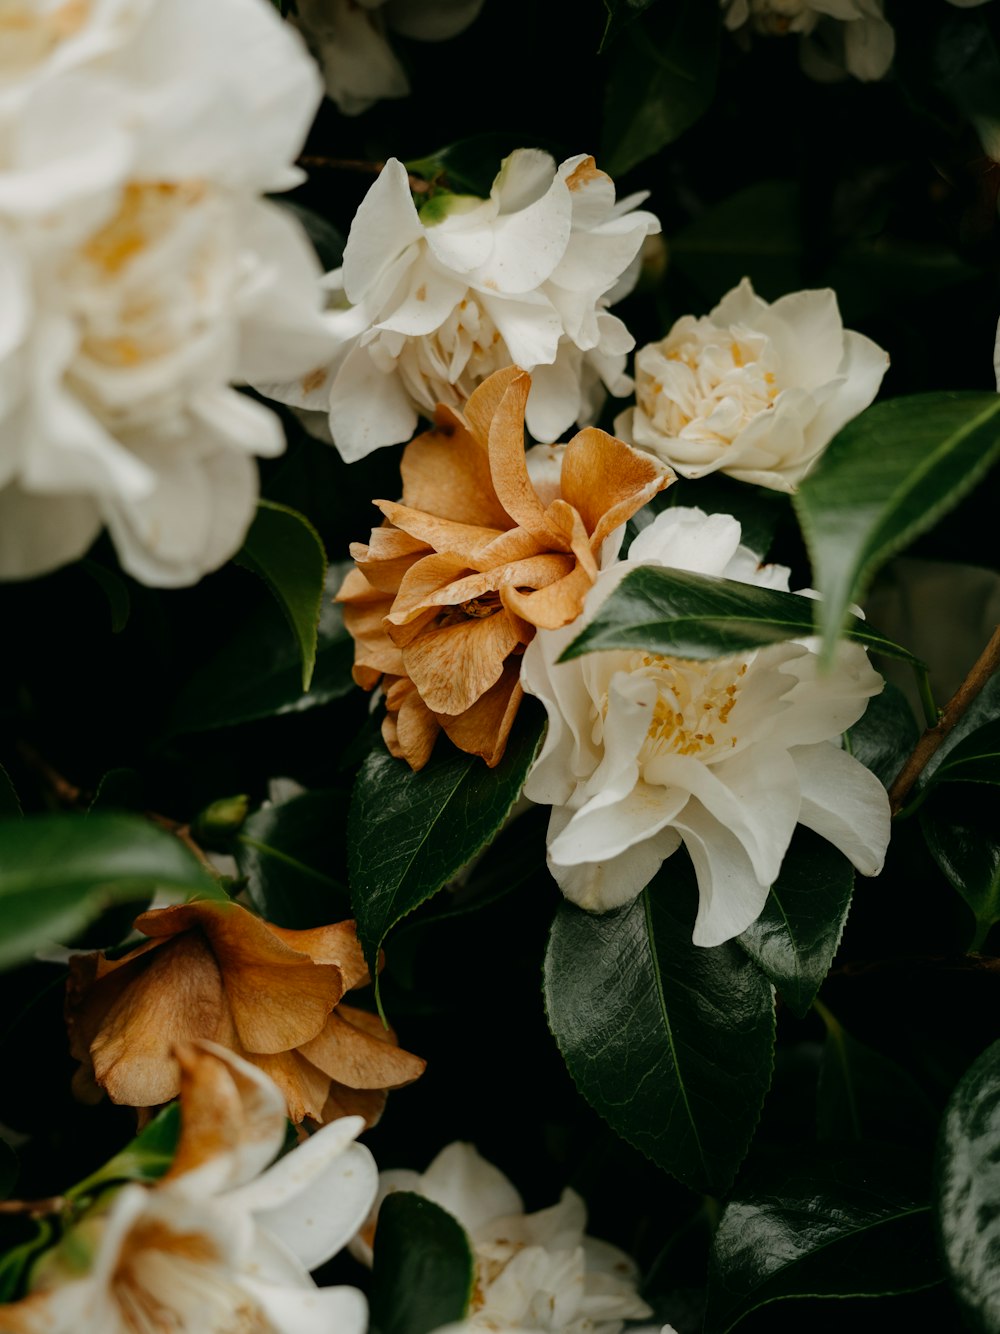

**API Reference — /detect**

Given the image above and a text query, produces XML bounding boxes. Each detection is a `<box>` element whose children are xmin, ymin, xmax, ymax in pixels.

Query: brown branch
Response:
<box><xmin>889</xmin><ymin>624</ymin><xmax>1000</xmax><ymax>815</ymax></box>
<box><xmin>15</xmin><ymin>742</ymin><xmax>86</xmax><ymax>808</ymax></box>
<box><xmin>0</xmin><ymin>1196</ymin><xmax>65</xmax><ymax>1218</ymax></box>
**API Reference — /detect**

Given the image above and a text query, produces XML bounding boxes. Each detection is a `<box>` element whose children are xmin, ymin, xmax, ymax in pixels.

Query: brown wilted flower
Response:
<box><xmin>66</xmin><ymin>900</ymin><xmax>425</xmax><ymax>1127</ymax></box>
<box><xmin>337</xmin><ymin>365</ymin><xmax>674</xmax><ymax>770</ymax></box>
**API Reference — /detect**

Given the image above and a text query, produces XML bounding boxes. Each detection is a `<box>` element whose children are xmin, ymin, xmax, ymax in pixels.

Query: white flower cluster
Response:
<box><xmin>261</xmin><ymin>150</ymin><xmax>661</xmax><ymax>460</ymax></box>
<box><xmin>618</xmin><ymin>278</ymin><xmax>889</xmax><ymax>492</ymax></box>
<box><xmin>722</xmin><ymin>0</ymin><xmax>895</xmax><ymax>82</ymax></box>
<box><xmin>0</xmin><ymin>0</ymin><xmax>335</xmax><ymax>586</ymax></box>
<box><xmin>521</xmin><ymin>507</ymin><xmax>891</xmax><ymax>947</ymax></box>
<box><xmin>356</xmin><ymin>1141</ymin><xmax>654</xmax><ymax>1334</ymax></box>
<box><xmin>293</xmin><ymin>0</ymin><xmax>485</xmax><ymax>116</ymax></box>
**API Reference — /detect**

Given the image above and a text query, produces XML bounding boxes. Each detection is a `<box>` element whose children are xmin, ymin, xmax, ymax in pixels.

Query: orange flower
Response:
<box><xmin>66</xmin><ymin>900</ymin><xmax>425</xmax><ymax>1127</ymax></box>
<box><xmin>338</xmin><ymin>365</ymin><xmax>673</xmax><ymax>770</ymax></box>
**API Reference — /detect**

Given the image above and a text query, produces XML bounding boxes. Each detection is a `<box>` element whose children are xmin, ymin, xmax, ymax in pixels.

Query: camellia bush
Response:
<box><xmin>2</xmin><ymin>0</ymin><xmax>1000</xmax><ymax>1331</ymax></box>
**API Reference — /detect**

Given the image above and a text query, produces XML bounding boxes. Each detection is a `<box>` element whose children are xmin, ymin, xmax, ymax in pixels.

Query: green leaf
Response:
<box><xmin>936</xmin><ymin>1039</ymin><xmax>1000</xmax><ymax>1333</ymax></box>
<box><xmin>670</xmin><ymin>181</ymin><xmax>803</xmax><ymax>304</ymax></box>
<box><xmin>168</xmin><ymin>564</ymin><xmax>355</xmax><ymax>734</ymax></box>
<box><xmin>0</xmin><ymin>1222</ymin><xmax>51</xmax><ymax>1303</ymax></box>
<box><xmin>0</xmin><ymin>764</ymin><xmax>21</xmax><ymax>818</ymax></box>
<box><xmin>560</xmin><ymin>567</ymin><xmax>920</xmax><ymax>665</ymax></box>
<box><xmin>236</xmin><ymin>789</ymin><xmax>352</xmax><ymax>929</ymax></box>
<box><xmin>407</xmin><ymin>134</ymin><xmax>561</xmax><ymax>197</ymax></box>
<box><xmin>88</xmin><ymin>767</ymin><xmax>144</xmax><ymax>814</ymax></box>
<box><xmin>349</xmin><ymin>706</ymin><xmax>544</xmax><ymax>1001</ymax></box>
<box><xmin>704</xmin><ymin>1148</ymin><xmax>942</xmax><ymax>1333</ymax></box>
<box><xmin>0</xmin><ymin>813</ymin><xmax>223</xmax><ymax>971</ymax></box>
<box><xmin>369</xmin><ymin>1192</ymin><xmax>475</xmax><ymax>1334</ymax></box>
<box><xmin>544</xmin><ymin>858</ymin><xmax>775</xmax><ymax>1193</ymax></box>
<box><xmin>814</xmin><ymin>1000</ymin><xmax>939</xmax><ymax>1146</ymax></box>
<box><xmin>69</xmin><ymin>1104</ymin><xmax>180</xmax><ymax>1199</ymax></box>
<box><xmin>793</xmin><ymin>393</ymin><xmax>1000</xmax><ymax>664</ymax></box>
<box><xmin>737</xmin><ymin>829</ymin><xmax>855</xmax><ymax>1019</ymax></box>
<box><xmin>845</xmin><ymin>683</ymin><xmax>920</xmax><ymax>790</ymax></box>
<box><xmin>601</xmin><ymin>1</ymin><xmax>720</xmax><ymax>177</ymax></box>
<box><xmin>79</xmin><ymin>559</ymin><xmax>130</xmax><ymax>633</ymax></box>
<box><xmin>235</xmin><ymin>500</ymin><xmax>328</xmax><ymax>692</ymax></box>
<box><xmin>926</xmin><ymin>718</ymin><xmax>1000</xmax><ymax>788</ymax></box>
<box><xmin>600</xmin><ymin>0</ymin><xmax>659</xmax><ymax>49</ymax></box>
<box><xmin>922</xmin><ymin>785</ymin><xmax>1000</xmax><ymax>951</ymax></box>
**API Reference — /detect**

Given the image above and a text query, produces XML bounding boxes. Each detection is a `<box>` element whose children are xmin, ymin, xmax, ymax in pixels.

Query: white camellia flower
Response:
<box><xmin>520</xmin><ymin>507</ymin><xmax>891</xmax><ymax>947</ymax></box>
<box><xmin>352</xmin><ymin>1141</ymin><xmax>653</xmax><ymax>1334</ymax></box>
<box><xmin>722</xmin><ymin>0</ymin><xmax>895</xmax><ymax>82</ymax></box>
<box><xmin>4</xmin><ymin>1041</ymin><xmax>376</xmax><ymax>1334</ymax></box>
<box><xmin>616</xmin><ymin>278</ymin><xmax>888</xmax><ymax>493</ymax></box>
<box><xmin>293</xmin><ymin>0</ymin><xmax>485</xmax><ymax>115</ymax></box>
<box><xmin>259</xmin><ymin>150</ymin><xmax>661</xmax><ymax>461</ymax></box>
<box><xmin>0</xmin><ymin>0</ymin><xmax>338</xmax><ymax>586</ymax></box>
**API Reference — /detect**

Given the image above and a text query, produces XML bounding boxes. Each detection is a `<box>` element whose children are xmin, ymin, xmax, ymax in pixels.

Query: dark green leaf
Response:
<box><xmin>79</xmin><ymin>559</ymin><xmax>130</xmax><ymax>633</ymax></box>
<box><xmin>349</xmin><ymin>706</ymin><xmax>544</xmax><ymax>998</ymax></box>
<box><xmin>0</xmin><ymin>813</ymin><xmax>223</xmax><ymax>971</ymax></box>
<box><xmin>168</xmin><ymin>564</ymin><xmax>354</xmax><ymax>734</ymax></box>
<box><xmin>600</xmin><ymin>0</ymin><xmax>659</xmax><ymax>49</ymax></box>
<box><xmin>670</xmin><ymin>181</ymin><xmax>803</xmax><ymax>304</ymax></box>
<box><xmin>370</xmin><ymin>1192</ymin><xmax>474</xmax><ymax>1334</ymax></box>
<box><xmin>235</xmin><ymin>500</ymin><xmax>328</xmax><ymax>692</ymax></box>
<box><xmin>601</xmin><ymin>1</ymin><xmax>720</xmax><ymax>177</ymax></box>
<box><xmin>544</xmin><ymin>858</ymin><xmax>775</xmax><ymax>1193</ymax></box>
<box><xmin>705</xmin><ymin>1148</ymin><xmax>942</xmax><ymax>1333</ymax></box>
<box><xmin>814</xmin><ymin>1001</ymin><xmax>939</xmax><ymax>1147</ymax></box>
<box><xmin>88</xmin><ymin>767</ymin><xmax>144</xmax><ymax>814</ymax></box>
<box><xmin>236</xmin><ymin>789</ymin><xmax>352</xmax><ymax>929</ymax></box>
<box><xmin>0</xmin><ymin>1139</ymin><xmax>16</xmax><ymax>1201</ymax></box>
<box><xmin>927</xmin><ymin>718</ymin><xmax>1000</xmax><ymax>788</ymax></box>
<box><xmin>936</xmin><ymin>1039</ymin><xmax>1000</xmax><ymax>1333</ymax></box>
<box><xmin>922</xmin><ymin>785</ymin><xmax>1000</xmax><ymax>951</ymax></box>
<box><xmin>738</xmin><ymin>829</ymin><xmax>855</xmax><ymax>1019</ymax></box>
<box><xmin>0</xmin><ymin>1223</ymin><xmax>51</xmax><ymax>1303</ymax></box>
<box><xmin>407</xmin><ymin>134</ymin><xmax>561</xmax><ymax>197</ymax></box>
<box><xmin>560</xmin><ymin>567</ymin><xmax>919</xmax><ymax>665</ymax></box>
<box><xmin>845</xmin><ymin>683</ymin><xmax>920</xmax><ymax>790</ymax></box>
<box><xmin>0</xmin><ymin>765</ymin><xmax>21</xmax><ymax>818</ymax></box>
<box><xmin>793</xmin><ymin>393</ymin><xmax>1000</xmax><ymax>663</ymax></box>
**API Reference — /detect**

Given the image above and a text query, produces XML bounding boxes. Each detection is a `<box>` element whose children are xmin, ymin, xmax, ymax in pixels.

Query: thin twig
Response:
<box><xmin>0</xmin><ymin>1196</ymin><xmax>65</xmax><ymax>1218</ymax></box>
<box><xmin>889</xmin><ymin>624</ymin><xmax>1000</xmax><ymax>816</ymax></box>
<box><xmin>15</xmin><ymin>742</ymin><xmax>85</xmax><ymax>808</ymax></box>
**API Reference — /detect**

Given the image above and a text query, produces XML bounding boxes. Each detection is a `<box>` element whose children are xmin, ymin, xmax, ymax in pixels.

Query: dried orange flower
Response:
<box><xmin>66</xmin><ymin>900</ymin><xmax>425</xmax><ymax>1127</ymax></box>
<box><xmin>337</xmin><ymin>365</ymin><xmax>673</xmax><ymax>770</ymax></box>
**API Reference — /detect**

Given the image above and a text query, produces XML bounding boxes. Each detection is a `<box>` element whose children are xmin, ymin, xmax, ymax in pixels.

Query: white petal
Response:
<box><xmin>670</xmin><ymin>801</ymin><xmax>773</xmax><ymax>947</ymax></box>
<box><xmin>627</xmin><ymin>506</ymin><xmax>744</xmax><ymax>573</ymax></box>
<box><xmin>548</xmin><ymin>805</ymin><xmax>682</xmax><ymax>912</ymax></box>
<box><xmin>420</xmin><ymin>1142</ymin><xmax>523</xmax><ymax>1232</ymax></box>
<box><xmin>0</xmin><ymin>484</ymin><xmax>101</xmax><ymax>582</ymax></box>
<box><xmin>328</xmin><ymin>343</ymin><xmax>419</xmax><ymax>460</ymax></box>
<box><xmin>341</xmin><ymin>160</ymin><xmax>423</xmax><ymax>304</ymax></box>
<box><xmin>793</xmin><ymin>741</ymin><xmax>891</xmax><ymax>876</ymax></box>
<box><xmin>242</xmin><ymin>1278</ymin><xmax>369</xmax><ymax>1334</ymax></box>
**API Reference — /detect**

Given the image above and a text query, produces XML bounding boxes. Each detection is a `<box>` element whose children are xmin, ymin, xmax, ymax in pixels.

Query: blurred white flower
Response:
<box><xmin>520</xmin><ymin>507</ymin><xmax>891</xmax><ymax>947</ymax></box>
<box><xmin>616</xmin><ymin>278</ymin><xmax>888</xmax><ymax>493</ymax></box>
<box><xmin>5</xmin><ymin>1042</ymin><xmax>375</xmax><ymax>1334</ymax></box>
<box><xmin>0</xmin><ymin>0</ymin><xmax>337</xmax><ymax>586</ymax></box>
<box><xmin>354</xmin><ymin>1141</ymin><xmax>652</xmax><ymax>1334</ymax></box>
<box><xmin>722</xmin><ymin>0</ymin><xmax>895</xmax><ymax>82</ymax></box>
<box><xmin>293</xmin><ymin>0</ymin><xmax>485</xmax><ymax>115</ymax></box>
<box><xmin>260</xmin><ymin>150</ymin><xmax>660</xmax><ymax>460</ymax></box>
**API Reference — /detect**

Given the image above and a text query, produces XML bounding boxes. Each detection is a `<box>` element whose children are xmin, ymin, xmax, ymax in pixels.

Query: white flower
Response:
<box><xmin>616</xmin><ymin>278</ymin><xmax>888</xmax><ymax>493</ymax></box>
<box><xmin>520</xmin><ymin>507</ymin><xmax>891</xmax><ymax>947</ymax></box>
<box><xmin>260</xmin><ymin>150</ymin><xmax>661</xmax><ymax>461</ymax></box>
<box><xmin>293</xmin><ymin>0</ymin><xmax>484</xmax><ymax>115</ymax></box>
<box><xmin>354</xmin><ymin>1141</ymin><xmax>652</xmax><ymax>1334</ymax></box>
<box><xmin>722</xmin><ymin>0</ymin><xmax>895</xmax><ymax>82</ymax></box>
<box><xmin>4</xmin><ymin>1042</ymin><xmax>376</xmax><ymax>1334</ymax></box>
<box><xmin>0</xmin><ymin>0</ymin><xmax>338</xmax><ymax>586</ymax></box>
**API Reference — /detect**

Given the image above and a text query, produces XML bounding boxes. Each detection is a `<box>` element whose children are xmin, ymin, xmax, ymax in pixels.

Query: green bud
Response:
<box><xmin>192</xmin><ymin>794</ymin><xmax>250</xmax><ymax>841</ymax></box>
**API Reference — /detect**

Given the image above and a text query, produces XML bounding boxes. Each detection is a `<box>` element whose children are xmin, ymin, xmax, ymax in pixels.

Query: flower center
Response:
<box><xmin>390</xmin><ymin>294</ymin><xmax>508</xmax><ymax>415</ymax></box>
<box><xmin>0</xmin><ymin>0</ymin><xmax>90</xmax><ymax>73</ymax></box>
<box><xmin>635</xmin><ymin>316</ymin><xmax>780</xmax><ymax>445</ymax></box>
<box><xmin>611</xmin><ymin>652</ymin><xmax>748</xmax><ymax>764</ymax></box>
<box><xmin>742</xmin><ymin>0</ymin><xmax>817</xmax><ymax>35</ymax></box>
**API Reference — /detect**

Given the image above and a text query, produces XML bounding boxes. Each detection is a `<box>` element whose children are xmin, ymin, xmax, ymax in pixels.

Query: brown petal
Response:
<box><xmin>402</xmin><ymin>611</ymin><xmax>523</xmax><ymax>715</ymax></box>
<box><xmin>383</xmin><ymin>679</ymin><xmax>440</xmax><ymax>771</ymax></box>
<box><xmin>558</xmin><ymin>427</ymin><xmax>674</xmax><ymax>552</ymax></box>
<box><xmin>137</xmin><ymin>902</ymin><xmax>346</xmax><ymax>1055</ymax></box>
<box><xmin>298</xmin><ymin>1009</ymin><xmax>426</xmax><ymax>1090</ymax></box>
<box><xmin>499</xmin><ymin>560</ymin><xmax>595</xmax><ymax>630</ymax></box>
<box><xmin>263</xmin><ymin>921</ymin><xmax>371</xmax><ymax>991</ymax></box>
<box><xmin>462</xmin><ymin>365</ymin><xmax>525</xmax><ymax>448</ymax></box>
<box><xmin>352</xmin><ymin>527</ymin><xmax>430</xmax><ymax>594</ymax></box>
<box><xmin>374</xmin><ymin>501</ymin><xmax>505</xmax><ymax>565</ymax></box>
<box><xmin>439</xmin><ymin>663</ymin><xmax>525</xmax><ymax>767</ymax></box>
<box><xmin>388</xmin><ymin>552</ymin><xmax>573</xmax><ymax>629</ymax></box>
<box><xmin>248</xmin><ymin>1048</ymin><xmax>332</xmax><ymax>1124</ymax></box>
<box><xmin>319</xmin><ymin>1083</ymin><xmax>388</xmax><ymax>1129</ymax></box>
<box><xmin>486</xmin><ymin>371</ymin><xmax>570</xmax><ymax>551</ymax></box>
<box><xmin>401</xmin><ymin>418</ymin><xmax>509</xmax><ymax>529</ymax></box>
<box><xmin>384</xmin><ymin>551</ymin><xmax>474</xmax><ymax>625</ymax></box>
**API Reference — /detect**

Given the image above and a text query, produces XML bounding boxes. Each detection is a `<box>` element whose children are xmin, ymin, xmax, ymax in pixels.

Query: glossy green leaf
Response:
<box><xmin>670</xmin><ymin>181</ymin><xmax>803</xmax><ymax>304</ymax></box>
<box><xmin>370</xmin><ymin>1192</ymin><xmax>474</xmax><ymax>1334</ymax></box>
<box><xmin>0</xmin><ymin>813</ymin><xmax>223</xmax><ymax>971</ymax></box>
<box><xmin>793</xmin><ymin>393</ymin><xmax>1000</xmax><ymax>663</ymax></box>
<box><xmin>922</xmin><ymin>785</ymin><xmax>1000</xmax><ymax>952</ymax></box>
<box><xmin>936</xmin><ymin>1039</ymin><xmax>1000</xmax><ymax>1333</ymax></box>
<box><xmin>544</xmin><ymin>859</ymin><xmax>775</xmax><ymax>1193</ymax></box>
<box><xmin>168</xmin><ymin>564</ymin><xmax>354</xmax><ymax>734</ymax></box>
<box><xmin>79</xmin><ymin>559</ymin><xmax>130</xmax><ymax>634</ymax></box>
<box><xmin>705</xmin><ymin>1148</ymin><xmax>942</xmax><ymax>1333</ymax></box>
<box><xmin>737</xmin><ymin>829</ymin><xmax>855</xmax><ymax>1019</ymax></box>
<box><xmin>235</xmin><ymin>500</ymin><xmax>328</xmax><ymax>692</ymax></box>
<box><xmin>0</xmin><ymin>765</ymin><xmax>21</xmax><ymax>818</ymax></box>
<box><xmin>845</xmin><ymin>683</ymin><xmax>920</xmax><ymax>790</ymax></box>
<box><xmin>560</xmin><ymin>567</ymin><xmax>920</xmax><ymax>665</ymax></box>
<box><xmin>926</xmin><ymin>718</ymin><xmax>1000</xmax><ymax>788</ymax></box>
<box><xmin>349</xmin><ymin>706</ymin><xmax>544</xmax><ymax>997</ymax></box>
<box><xmin>601</xmin><ymin>1</ymin><xmax>720</xmax><ymax>177</ymax></box>
<box><xmin>69</xmin><ymin>1104</ymin><xmax>180</xmax><ymax>1199</ymax></box>
<box><xmin>236</xmin><ymin>789</ymin><xmax>351</xmax><ymax>929</ymax></box>
<box><xmin>814</xmin><ymin>1000</ymin><xmax>939</xmax><ymax>1147</ymax></box>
